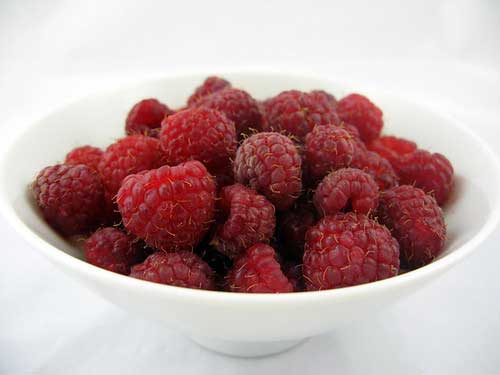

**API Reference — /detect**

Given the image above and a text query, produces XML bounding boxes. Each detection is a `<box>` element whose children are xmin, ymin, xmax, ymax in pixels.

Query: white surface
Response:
<box><xmin>4</xmin><ymin>72</ymin><xmax>498</xmax><ymax>358</ymax></box>
<box><xmin>1</xmin><ymin>0</ymin><xmax>500</xmax><ymax>373</ymax></box>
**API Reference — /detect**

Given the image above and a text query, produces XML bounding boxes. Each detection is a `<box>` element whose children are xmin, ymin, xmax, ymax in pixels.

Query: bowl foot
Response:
<box><xmin>189</xmin><ymin>335</ymin><xmax>307</xmax><ymax>357</ymax></box>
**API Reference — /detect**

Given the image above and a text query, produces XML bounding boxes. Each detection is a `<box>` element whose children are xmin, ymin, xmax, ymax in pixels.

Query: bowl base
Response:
<box><xmin>189</xmin><ymin>335</ymin><xmax>307</xmax><ymax>357</ymax></box>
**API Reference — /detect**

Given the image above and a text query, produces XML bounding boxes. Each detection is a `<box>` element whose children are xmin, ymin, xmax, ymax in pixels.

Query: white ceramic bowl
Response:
<box><xmin>1</xmin><ymin>72</ymin><xmax>499</xmax><ymax>357</ymax></box>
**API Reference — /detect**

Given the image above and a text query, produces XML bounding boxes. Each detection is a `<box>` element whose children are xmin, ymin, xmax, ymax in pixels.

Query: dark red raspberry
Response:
<box><xmin>32</xmin><ymin>164</ymin><xmax>104</xmax><ymax>236</ymax></box>
<box><xmin>309</xmin><ymin>90</ymin><xmax>337</xmax><ymax>109</ymax></box>
<box><xmin>367</xmin><ymin>135</ymin><xmax>417</xmax><ymax>166</ymax></box>
<box><xmin>263</xmin><ymin>90</ymin><xmax>339</xmax><ymax>141</ymax></box>
<box><xmin>187</xmin><ymin>76</ymin><xmax>231</xmax><ymax>107</ymax></box>
<box><xmin>98</xmin><ymin>135</ymin><xmax>164</xmax><ymax>198</ymax></box>
<box><xmin>65</xmin><ymin>145</ymin><xmax>103</xmax><ymax>172</ymax></box>
<box><xmin>159</xmin><ymin>107</ymin><xmax>237</xmax><ymax>173</ymax></box>
<box><xmin>397</xmin><ymin>150</ymin><xmax>454</xmax><ymax>205</ymax></box>
<box><xmin>304</xmin><ymin>124</ymin><xmax>357</xmax><ymax>182</ymax></box>
<box><xmin>226</xmin><ymin>244</ymin><xmax>294</xmax><ymax>293</ymax></box>
<box><xmin>303</xmin><ymin>212</ymin><xmax>400</xmax><ymax>290</ymax></box>
<box><xmin>211</xmin><ymin>184</ymin><xmax>276</xmax><ymax>259</ymax></box>
<box><xmin>196</xmin><ymin>246</ymin><xmax>233</xmax><ymax>277</ymax></box>
<box><xmin>313</xmin><ymin>168</ymin><xmax>379</xmax><ymax>216</ymax></box>
<box><xmin>282</xmin><ymin>260</ymin><xmax>304</xmax><ymax>292</ymax></box>
<box><xmin>84</xmin><ymin>227</ymin><xmax>142</xmax><ymax>274</ymax></box>
<box><xmin>351</xmin><ymin>150</ymin><xmax>399</xmax><ymax>190</ymax></box>
<box><xmin>196</xmin><ymin>88</ymin><xmax>263</xmax><ymax>136</ymax></box>
<box><xmin>116</xmin><ymin>161</ymin><xmax>216</xmax><ymax>252</ymax></box>
<box><xmin>233</xmin><ymin>132</ymin><xmax>302</xmax><ymax>210</ymax></box>
<box><xmin>337</xmin><ymin>94</ymin><xmax>383</xmax><ymax>143</ymax></box>
<box><xmin>130</xmin><ymin>251</ymin><xmax>215</xmax><ymax>290</ymax></box>
<box><xmin>125</xmin><ymin>98</ymin><xmax>173</xmax><ymax>137</ymax></box>
<box><xmin>377</xmin><ymin>185</ymin><xmax>446</xmax><ymax>269</ymax></box>
<box><xmin>277</xmin><ymin>201</ymin><xmax>316</xmax><ymax>260</ymax></box>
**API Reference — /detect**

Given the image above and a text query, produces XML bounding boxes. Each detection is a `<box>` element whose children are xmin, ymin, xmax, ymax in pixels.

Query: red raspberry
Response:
<box><xmin>65</xmin><ymin>145</ymin><xmax>103</xmax><ymax>172</ymax></box>
<box><xmin>130</xmin><ymin>251</ymin><xmax>215</xmax><ymax>290</ymax></box>
<box><xmin>233</xmin><ymin>132</ymin><xmax>302</xmax><ymax>210</ymax></box>
<box><xmin>226</xmin><ymin>244</ymin><xmax>294</xmax><ymax>293</ymax></box>
<box><xmin>351</xmin><ymin>150</ymin><xmax>399</xmax><ymax>190</ymax></box>
<box><xmin>98</xmin><ymin>135</ymin><xmax>164</xmax><ymax>198</ymax></box>
<box><xmin>367</xmin><ymin>135</ymin><xmax>417</xmax><ymax>166</ymax></box>
<box><xmin>116</xmin><ymin>161</ymin><xmax>216</xmax><ymax>252</ymax></box>
<box><xmin>303</xmin><ymin>212</ymin><xmax>400</xmax><ymax>290</ymax></box>
<box><xmin>397</xmin><ymin>150</ymin><xmax>454</xmax><ymax>205</ymax></box>
<box><xmin>187</xmin><ymin>76</ymin><xmax>231</xmax><ymax>106</ymax></box>
<box><xmin>196</xmin><ymin>88</ymin><xmax>263</xmax><ymax>136</ymax></box>
<box><xmin>263</xmin><ymin>90</ymin><xmax>339</xmax><ymax>141</ymax></box>
<box><xmin>32</xmin><ymin>164</ymin><xmax>104</xmax><ymax>236</ymax></box>
<box><xmin>282</xmin><ymin>260</ymin><xmax>304</xmax><ymax>292</ymax></box>
<box><xmin>304</xmin><ymin>124</ymin><xmax>357</xmax><ymax>182</ymax></box>
<box><xmin>211</xmin><ymin>184</ymin><xmax>276</xmax><ymax>259</ymax></box>
<box><xmin>159</xmin><ymin>107</ymin><xmax>237</xmax><ymax>173</ymax></box>
<box><xmin>125</xmin><ymin>98</ymin><xmax>173</xmax><ymax>137</ymax></box>
<box><xmin>377</xmin><ymin>185</ymin><xmax>446</xmax><ymax>268</ymax></box>
<box><xmin>313</xmin><ymin>168</ymin><xmax>379</xmax><ymax>216</ymax></box>
<box><xmin>309</xmin><ymin>90</ymin><xmax>337</xmax><ymax>109</ymax></box>
<box><xmin>277</xmin><ymin>201</ymin><xmax>316</xmax><ymax>260</ymax></box>
<box><xmin>84</xmin><ymin>227</ymin><xmax>142</xmax><ymax>274</ymax></box>
<box><xmin>337</xmin><ymin>94</ymin><xmax>383</xmax><ymax>143</ymax></box>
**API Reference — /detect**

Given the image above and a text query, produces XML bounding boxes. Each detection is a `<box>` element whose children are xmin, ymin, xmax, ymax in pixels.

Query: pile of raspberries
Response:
<box><xmin>32</xmin><ymin>76</ymin><xmax>454</xmax><ymax>293</ymax></box>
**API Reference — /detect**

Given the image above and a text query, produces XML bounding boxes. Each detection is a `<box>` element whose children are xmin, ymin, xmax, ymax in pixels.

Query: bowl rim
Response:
<box><xmin>1</xmin><ymin>69</ymin><xmax>500</xmax><ymax>304</ymax></box>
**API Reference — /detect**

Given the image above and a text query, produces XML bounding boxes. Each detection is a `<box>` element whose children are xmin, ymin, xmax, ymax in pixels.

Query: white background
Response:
<box><xmin>1</xmin><ymin>0</ymin><xmax>500</xmax><ymax>374</ymax></box>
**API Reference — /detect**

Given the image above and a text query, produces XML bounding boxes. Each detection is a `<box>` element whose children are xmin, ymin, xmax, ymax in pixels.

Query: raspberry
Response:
<box><xmin>277</xmin><ymin>201</ymin><xmax>316</xmax><ymax>260</ymax></box>
<box><xmin>125</xmin><ymin>98</ymin><xmax>173</xmax><ymax>137</ymax></box>
<box><xmin>98</xmin><ymin>135</ymin><xmax>164</xmax><ymax>198</ymax></box>
<box><xmin>367</xmin><ymin>135</ymin><xmax>417</xmax><ymax>166</ymax></box>
<box><xmin>116</xmin><ymin>161</ymin><xmax>216</xmax><ymax>252</ymax></box>
<box><xmin>351</xmin><ymin>150</ymin><xmax>399</xmax><ymax>190</ymax></box>
<box><xmin>309</xmin><ymin>90</ymin><xmax>337</xmax><ymax>109</ymax></box>
<box><xmin>313</xmin><ymin>168</ymin><xmax>379</xmax><ymax>216</ymax></box>
<box><xmin>130</xmin><ymin>251</ymin><xmax>215</xmax><ymax>290</ymax></box>
<box><xmin>187</xmin><ymin>76</ymin><xmax>231</xmax><ymax>106</ymax></box>
<box><xmin>397</xmin><ymin>150</ymin><xmax>454</xmax><ymax>205</ymax></box>
<box><xmin>196</xmin><ymin>88</ymin><xmax>263</xmax><ymax>136</ymax></box>
<box><xmin>159</xmin><ymin>108</ymin><xmax>237</xmax><ymax>173</ymax></box>
<box><xmin>337</xmin><ymin>94</ymin><xmax>383</xmax><ymax>143</ymax></box>
<box><xmin>304</xmin><ymin>124</ymin><xmax>357</xmax><ymax>182</ymax></box>
<box><xmin>282</xmin><ymin>260</ymin><xmax>304</xmax><ymax>292</ymax></box>
<box><xmin>263</xmin><ymin>90</ymin><xmax>339</xmax><ymax>141</ymax></box>
<box><xmin>32</xmin><ymin>164</ymin><xmax>104</xmax><ymax>236</ymax></box>
<box><xmin>377</xmin><ymin>185</ymin><xmax>446</xmax><ymax>268</ymax></box>
<box><xmin>226</xmin><ymin>244</ymin><xmax>294</xmax><ymax>293</ymax></box>
<box><xmin>233</xmin><ymin>132</ymin><xmax>302</xmax><ymax>210</ymax></box>
<box><xmin>303</xmin><ymin>212</ymin><xmax>400</xmax><ymax>290</ymax></box>
<box><xmin>65</xmin><ymin>145</ymin><xmax>103</xmax><ymax>172</ymax></box>
<box><xmin>84</xmin><ymin>227</ymin><xmax>142</xmax><ymax>274</ymax></box>
<box><xmin>211</xmin><ymin>184</ymin><xmax>276</xmax><ymax>259</ymax></box>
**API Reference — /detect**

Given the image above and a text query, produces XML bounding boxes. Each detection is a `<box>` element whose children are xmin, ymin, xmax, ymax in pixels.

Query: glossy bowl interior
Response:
<box><xmin>1</xmin><ymin>72</ymin><xmax>499</xmax><ymax>357</ymax></box>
